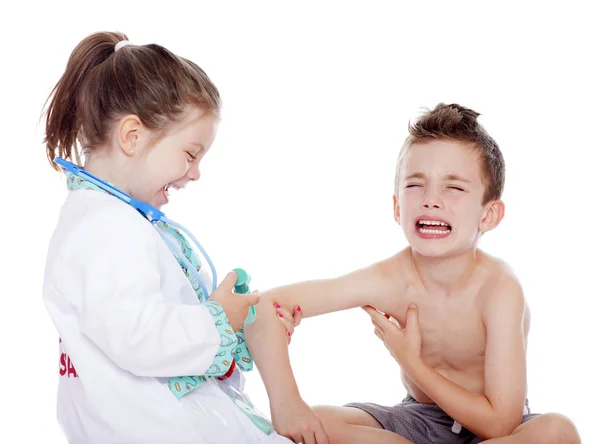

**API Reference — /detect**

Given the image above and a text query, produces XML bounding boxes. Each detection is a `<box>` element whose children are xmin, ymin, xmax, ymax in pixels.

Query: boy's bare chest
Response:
<box><xmin>390</xmin><ymin>287</ymin><xmax>487</xmax><ymax>370</ymax></box>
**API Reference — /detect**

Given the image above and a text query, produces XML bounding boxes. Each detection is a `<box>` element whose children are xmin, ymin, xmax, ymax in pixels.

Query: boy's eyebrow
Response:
<box><xmin>443</xmin><ymin>174</ymin><xmax>472</xmax><ymax>183</ymax></box>
<box><xmin>405</xmin><ymin>172</ymin><xmax>472</xmax><ymax>183</ymax></box>
<box><xmin>406</xmin><ymin>172</ymin><xmax>427</xmax><ymax>180</ymax></box>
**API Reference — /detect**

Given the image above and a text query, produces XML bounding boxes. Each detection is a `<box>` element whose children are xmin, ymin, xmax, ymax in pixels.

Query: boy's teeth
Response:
<box><xmin>418</xmin><ymin>227</ymin><xmax>449</xmax><ymax>234</ymax></box>
<box><xmin>417</xmin><ymin>219</ymin><xmax>451</xmax><ymax>234</ymax></box>
<box><xmin>418</xmin><ymin>220</ymin><xmax>448</xmax><ymax>226</ymax></box>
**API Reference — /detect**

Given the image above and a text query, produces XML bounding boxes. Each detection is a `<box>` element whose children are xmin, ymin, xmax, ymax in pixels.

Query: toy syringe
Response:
<box><xmin>233</xmin><ymin>268</ymin><xmax>256</xmax><ymax>324</ymax></box>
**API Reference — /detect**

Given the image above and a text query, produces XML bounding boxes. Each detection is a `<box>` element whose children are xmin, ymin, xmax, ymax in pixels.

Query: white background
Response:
<box><xmin>1</xmin><ymin>1</ymin><xmax>598</xmax><ymax>442</ymax></box>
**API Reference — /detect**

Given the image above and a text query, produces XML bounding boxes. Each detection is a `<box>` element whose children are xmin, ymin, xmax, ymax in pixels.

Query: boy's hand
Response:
<box><xmin>271</xmin><ymin>397</ymin><xmax>329</xmax><ymax>444</ymax></box>
<box><xmin>209</xmin><ymin>271</ymin><xmax>260</xmax><ymax>332</ymax></box>
<box><xmin>363</xmin><ymin>304</ymin><xmax>422</xmax><ymax>367</ymax></box>
<box><xmin>274</xmin><ymin>302</ymin><xmax>302</xmax><ymax>344</ymax></box>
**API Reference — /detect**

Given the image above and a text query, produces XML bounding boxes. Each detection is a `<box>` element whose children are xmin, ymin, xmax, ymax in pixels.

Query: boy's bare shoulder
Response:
<box><xmin>477</xmin><ymin>250</ymin><xmax>519</xmax><ymax>284</ymax></box>
<box><xmin>476</xmin><ymin>251</ymin><xmax>530</xmax><ymax>331</ymax></box>
<box><xmin>362</xmin><ymin>248</ymin><xmax>412</xmax><ymax>308</ymax></box>
<box><xmin>373</xmin><ymin>247</ymin><xmax>413</xmax><ymax>283</ymax></box>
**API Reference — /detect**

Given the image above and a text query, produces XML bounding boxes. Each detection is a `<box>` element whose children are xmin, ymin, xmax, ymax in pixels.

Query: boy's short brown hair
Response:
<box><xmin>394</xmin><ymin>103</ymin><xmax>505</xmax><ymax>204</ymax></box>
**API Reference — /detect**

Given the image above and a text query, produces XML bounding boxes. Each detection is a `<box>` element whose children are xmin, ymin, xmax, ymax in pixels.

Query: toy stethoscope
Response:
<box><xmin>54</xmin><ymin>157</ymin><xmax>256</xmax><ymax>323</ymax></box>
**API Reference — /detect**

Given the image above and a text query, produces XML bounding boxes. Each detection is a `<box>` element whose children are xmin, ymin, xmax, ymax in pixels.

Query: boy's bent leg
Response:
<box><xmin>313</xmin><ymin>405</ymin><xmax>412</xmax><ymax>444</ymax></box>
<box><xmin>477</xmin><ymin>413</ymin><xmax>581</xmax><ymax>444</ymax></box>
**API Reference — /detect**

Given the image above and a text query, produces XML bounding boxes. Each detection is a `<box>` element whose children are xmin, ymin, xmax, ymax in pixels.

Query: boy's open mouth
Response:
<box><xmin>416</xmin><ymin>219</ymin><xmax>452</xmax><ymax>235</ymax></box>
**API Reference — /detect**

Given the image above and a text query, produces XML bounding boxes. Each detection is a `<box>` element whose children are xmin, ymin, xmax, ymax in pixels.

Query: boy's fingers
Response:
<box><xmin>406</xmin><ymin>304</ymin><xmax>419</xmax><ymax>330</ymax></box>
<box><xmin>363</xmin><ymin>306</ymin><xmax>391</xmax><ymax>330</ymax></box>
<box><xmin>371</xmin><ymin>319</ymin><xmax>384</xmax><ymax>335</ymax></box>
<box><xmin>362</xmin><ymin>305</ymin><xmax>380</xmax><ymax>319</ymax></box>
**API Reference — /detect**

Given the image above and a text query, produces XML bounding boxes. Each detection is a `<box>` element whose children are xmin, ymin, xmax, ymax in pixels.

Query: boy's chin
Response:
<box><xmin>406</xmin><ymin>235</ymin><xmax>456</xmax><ymax>258</ymax></box>
<box><xmin>410</xmin><ymin>245</ymin><xmax>453</xmax><ymax>259</ymax></box>
<box><xmin>409</xmin><ymin>240</ymin><xmax>478</xmax><ymax>259</ymax></box>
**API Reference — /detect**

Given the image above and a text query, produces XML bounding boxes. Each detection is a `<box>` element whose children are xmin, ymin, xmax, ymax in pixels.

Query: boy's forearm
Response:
<box><xmin>260</xmin><ymin>279</ymin><xmax>352</xmax><ymax>319</ymax></box>
<box><xmin>404</xmin><ymin>358</ymin><xmax>518</xmax><ymax>439</ymax></box>
<box><xmin>244</xmin><ymin>297</ymin><xmax>303</xmax><ymax>407</ymax></box>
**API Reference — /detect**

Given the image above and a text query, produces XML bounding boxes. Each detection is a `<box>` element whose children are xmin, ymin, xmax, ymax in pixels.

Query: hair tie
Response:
<box><xmin>115</xmin><ymin>40</ymin><xmax>133</xmax><ymax>52</ymax></box>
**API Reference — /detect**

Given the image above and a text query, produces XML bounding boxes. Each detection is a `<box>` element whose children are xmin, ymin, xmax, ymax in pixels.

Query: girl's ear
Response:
<box><xmin>117</xmin><ymin>114</ymin><xmax>144</xmax><ymax>156</ymax></box>
<box><xmin>393</xmin><ymin>195</ymin><xmax>401</xmax><ymax>224</ymax></box>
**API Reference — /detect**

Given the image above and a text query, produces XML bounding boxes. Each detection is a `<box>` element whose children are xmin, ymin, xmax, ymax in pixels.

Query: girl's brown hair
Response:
<box><xmin>43</xmin><ymin>31</ymin><xmax>221</xmax><ymax>171</ymax></box>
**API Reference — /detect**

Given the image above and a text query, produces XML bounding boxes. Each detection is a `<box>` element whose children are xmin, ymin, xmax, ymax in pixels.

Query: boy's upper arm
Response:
<box><xmin>482</xmin><ymin>276</ymin><xmax>529</xmax><ymax>426</ymax></box>
<box><xmin>263</xmin><ymin>255</ymin><xmax>405</xmax><ymax>318</ymax></box>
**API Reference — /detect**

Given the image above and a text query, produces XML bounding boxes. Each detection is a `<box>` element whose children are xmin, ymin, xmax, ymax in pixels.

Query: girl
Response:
<box><xmin>42</xmin><ymin>31</ymin><xmax>311</xmax><ymax>444</ymax></box>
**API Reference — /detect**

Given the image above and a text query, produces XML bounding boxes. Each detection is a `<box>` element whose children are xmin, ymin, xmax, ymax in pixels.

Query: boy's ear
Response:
<box><xmin>480</xmin><ymin>199</ymin><xmax>505</xmax><ymax>233</ymax></box>
<box><xmin>393</xmin><ymin>195</ymin><xmax>401</xmax><ymax>224</ymax></box>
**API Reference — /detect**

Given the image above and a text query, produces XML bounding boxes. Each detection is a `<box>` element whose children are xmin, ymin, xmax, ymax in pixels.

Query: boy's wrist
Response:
<box><xmin>400</xmin><ymin>354</ymin><xmax>426</xmax><ymax>376</ymax></box>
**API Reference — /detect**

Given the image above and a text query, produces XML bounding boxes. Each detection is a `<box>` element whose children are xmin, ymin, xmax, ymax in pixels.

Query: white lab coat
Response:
<box><xmin>43</xmin><ymin>189</ymin><xmax>291</xmax><ymax>444</ymax></box>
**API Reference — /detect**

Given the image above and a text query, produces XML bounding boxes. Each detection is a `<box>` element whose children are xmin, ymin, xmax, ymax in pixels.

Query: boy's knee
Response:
<box><xmin>313</xmin><ymin>404</ymin><xmax>382</xmax><ymax>428</ymax></box>
<box><xmin>546</xmin><ymin>413</ymin><xmax>580</xmax><ymax>443</ymax></box>
<box><xmin>312</xmin><ymin>406</ymin><xmax>346</xmax><ymax>443</ymax></box>
<box><xmin>537</xmin><ymin>413</ymin><xmax>580</xmax><ymax>444</ymax></box>
<box><xmin>312</xmin><ymin>405</ymin><xmax>341</xmax><ymax>425</ymax></box>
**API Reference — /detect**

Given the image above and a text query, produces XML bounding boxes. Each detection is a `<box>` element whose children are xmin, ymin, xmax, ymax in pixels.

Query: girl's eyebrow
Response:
<box><xmin>189</xmin><ymin>142</ymin><xmax>206</xmax><ymax>150</ymax></box>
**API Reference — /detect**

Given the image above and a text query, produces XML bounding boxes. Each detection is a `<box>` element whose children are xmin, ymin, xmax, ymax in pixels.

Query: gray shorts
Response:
<box><xmin>345</xmin><ymin>395</ymin><xmax>539</xmax><ymax>444</ymax></box>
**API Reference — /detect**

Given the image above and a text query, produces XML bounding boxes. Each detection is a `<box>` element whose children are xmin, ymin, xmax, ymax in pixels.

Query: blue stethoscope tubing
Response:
<box><xmin>54</xmin><ymin>157</ymin><xmax>217</xmax><ymax>300</ymax></box>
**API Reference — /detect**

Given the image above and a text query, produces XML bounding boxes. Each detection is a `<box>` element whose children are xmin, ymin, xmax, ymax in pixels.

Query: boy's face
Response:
<box><xmin>394</xmin><ymin>140</ymin><xmax>503</xmax><ymax>257</ymax></box>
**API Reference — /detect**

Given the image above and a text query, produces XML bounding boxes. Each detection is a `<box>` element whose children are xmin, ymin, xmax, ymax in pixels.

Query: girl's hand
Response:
<box><xmin>274</xmin><ymin>303</ymin><xmax>302</xmax><ymax>344</ymax></box>
<box><xmin>209</xmin><ymin>271</ymin><xmax>259</xmax><ymax>332</ymax></box>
